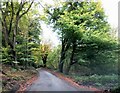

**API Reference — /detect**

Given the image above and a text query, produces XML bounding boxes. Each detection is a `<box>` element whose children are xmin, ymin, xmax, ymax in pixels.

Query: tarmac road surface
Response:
<box><xmin>26</xmin><ymin>70</ymin><xmax>98</xmax><ymax>92</ymax></box>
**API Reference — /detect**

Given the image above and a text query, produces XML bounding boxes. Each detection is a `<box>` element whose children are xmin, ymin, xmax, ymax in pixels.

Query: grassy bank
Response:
<box><xmin>70</xmin><ymin>74</ymin><xmax>119</xmax><ymax>90</ymax></box>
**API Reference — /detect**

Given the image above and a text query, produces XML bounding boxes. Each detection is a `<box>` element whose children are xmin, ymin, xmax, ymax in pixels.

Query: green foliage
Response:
<box><xmin>31</xmin><ymin>47</ymin><xmax>42</xmax><ymax>66</ymax></box>
<box><xmin>72</xmin><ymin>74</ymin><xmax>119</xmax><ymax>89</ymax></box>
<box><xmin>2</xmin><ymin>47</ymin><xmax>12</xmax><ymax>64</ymax></box>
<box><xmin>47</xmin><ymin>1</ymin><xmax>118</xmax><ymax>74</ymax></box>
<box><xmin>47</xmin><ymin>46</ymin><xmax>61</xmax><ymax>69</ymax></box>
<box><xmin>1</xmin><ymin>1</ymin><xmax>42</xmax><ymax>68</ymax></box>
<box><xmin>76</xmin><ymin>45</ymin><xmax>118</xmax><ymax>74</ymax></box>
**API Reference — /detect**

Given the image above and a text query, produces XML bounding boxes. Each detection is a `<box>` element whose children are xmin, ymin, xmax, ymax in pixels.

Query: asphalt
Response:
<box><xmin>26</xmin><ymin>70</ymin><xmax>97</xmax><ymax>92</ymax></box>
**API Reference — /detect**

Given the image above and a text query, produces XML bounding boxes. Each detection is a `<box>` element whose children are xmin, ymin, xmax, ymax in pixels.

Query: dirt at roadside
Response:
<box><xmin>2</xmin><ymin>64</ymin><xmax>37</xmax><ymax>92</ymax></box>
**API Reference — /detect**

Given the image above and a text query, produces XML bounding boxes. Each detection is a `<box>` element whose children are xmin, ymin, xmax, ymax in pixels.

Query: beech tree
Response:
<box><xmin>47</xmin><ymin>1</ymin><xmax>116</xmax><ymax>73</ymax></box>
<box><xmin>0</xmin><ymin>0</ymin><xmax>34</xmax><ymax>65</ymax></box>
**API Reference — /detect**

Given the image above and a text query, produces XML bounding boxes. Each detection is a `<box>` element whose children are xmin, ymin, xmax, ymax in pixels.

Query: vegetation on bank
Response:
<box><xmin>71</xmin><ymin>74</ymin><xmax>119</xmax><ymax>90</ymax></box>
<box><xmin>2</xmin><ymin>64</ymin><xmax>37</xmax><ymax>91</ymax></box>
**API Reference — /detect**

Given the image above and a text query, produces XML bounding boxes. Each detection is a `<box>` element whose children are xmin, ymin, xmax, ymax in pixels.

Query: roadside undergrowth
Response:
<box><xmin>2</xmin><ymin>64</ymin><xmax>37</xmax><ymax>92</ymax></box>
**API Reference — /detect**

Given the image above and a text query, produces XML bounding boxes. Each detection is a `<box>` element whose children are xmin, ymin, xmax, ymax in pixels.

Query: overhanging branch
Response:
<box><xmin>19</xmin><ymin>0</ymin><xmax>34</xmax><ymax>19</ymax></box>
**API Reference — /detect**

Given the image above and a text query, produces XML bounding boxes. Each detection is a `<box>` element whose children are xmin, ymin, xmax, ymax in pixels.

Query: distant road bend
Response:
<box><xmin>26</xmin><ymin>70</ymin><xmax>98</xmax><ymax>92</ymax></box>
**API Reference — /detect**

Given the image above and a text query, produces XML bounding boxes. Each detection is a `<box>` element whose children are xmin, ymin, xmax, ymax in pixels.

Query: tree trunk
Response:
<box><xmin>59</xmin><ymin>57</ymin><xmax>64</xmax><ymax>73</ymax></box>
<box><xmin>43</xmin><ymin>58</ymin><xmax>46</xmax><ymax>67</ymax></box>
<box><xmin>42</xmin><ymin>54</ymin><xmax>48</xmax><ymax>67</ymax></box>
<box><xmin>59</xmin><ymin>40</ymin><xmax>65</xmax><ymax>73</ymax></box>
<box><xmin>13</xmin><ymin>31</ymin><xmax>17</xmax><ymax>62</ymax></box>
<box><xmin>12</xmin><ymin>16</ymin><xmax>19</xmax><ymax>67</ymax></box>
<box><xmin>65</xmin><ymin>41</ymin><xmax>76</xmax><ymax>74</ymax></box>
<box><xmin>65</xmin><ymin>63</ymin><xmax>71</xmax><ymax>75</ymax></box>
<box><xmin>58</xmin><ymin>38</ymin><xmax>70</xmax><ymax>73</ymax></box>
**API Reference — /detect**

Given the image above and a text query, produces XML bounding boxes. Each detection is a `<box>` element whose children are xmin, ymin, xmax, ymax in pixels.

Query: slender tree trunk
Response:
<box><xmin>65</xmin><ymin>63</ymin><xmax>71</xmax><ymax>75</ymax></box>
<box><xmin>13</xmin><ymin>34</ymin><xmax>17</xmax><ymax>62</ymax></box>
<box><xmin>42</xmin><ymin>54</ymin><xmax>48</xmax><ymax>67</ymax></box>
<box><xmin>42</xmin><ymin>57</ymin><xmax>46</xmax><ymax>67</ymax></box>
<box><xmin>12</xmin><ymin>17</ymin><xmax>19</xmax><ymax>67</ymax></box>
<box><xmin>59</xmin><ymin>40</ymin><xmax>65</xmax><ymax>73</ymax></box>
<box><xmin>65</xmin><ymin>41</ymin><xmax>76</xmax><ymax>74</ymax></box>
<box><xmin>59</xmin><ymin>38</ymin><xmax>70</xmax><ymax>73</ymax></box>
<box><xmin>59</xmin><ymin>55</ymin><xmax>65</xmax><ymax>73</ymax></box>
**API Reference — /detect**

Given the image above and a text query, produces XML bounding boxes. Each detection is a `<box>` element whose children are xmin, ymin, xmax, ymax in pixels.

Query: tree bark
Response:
<box><xmin>65</xmin><ymin>41</ymin><xmax>76</xmax><ymax>74</ymax></box>
<box><xmin>59</xmin><ymin>51</ymin><xmax>65</xmax><ymax>73</ymax></box>
<box><xmin>59</xmin><ymin>38</ymin><xmax>66</xmax><ymax>73</ymax></box>
<box><xmin>65</xmin><ymin>63</ymin><xmax>71</xmax><ymax>75</ymax></box>
<box><xmin>59</xmin><ymin>38</ymin><xmax>70</xmax><ymax>73</ymax></box>
<box><xmin>42</xmin><ymin>54</ymin><xmax>48</xmax><ymax>67</ymax></box>
<box><xmin>13</xmin><ymin>21</ymin><xmax>18</xmax><ymax>62</ymax></box>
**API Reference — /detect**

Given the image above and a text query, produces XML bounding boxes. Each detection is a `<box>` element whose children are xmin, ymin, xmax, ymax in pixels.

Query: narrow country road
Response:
<box><xmin>26</xmin><ymin>70</ymin><xmax>97</xmax><ymax>92</ymax></box>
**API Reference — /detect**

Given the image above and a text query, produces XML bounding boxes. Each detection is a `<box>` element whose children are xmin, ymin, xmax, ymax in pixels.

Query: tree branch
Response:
<box><xmin>19</xmin><ymin>0</ymin><xmax>34</xmax><ymax>19</ymax></box>
<box><xmin>39</xmin><ymin>2</ymin><xmax>52</xmax><ymax>16</ymax></box>
<box><xmin>2</xmin><ymin>13</ymin><xmax>8</xmax><ymax>34</ymax></box>
<box><xmin>16</xmin><ymin>1</ymin><xmax>22</xmax><ymax>16</ymax></box>
<box><xmin>8</xmin><ymin>1</ymin><xmax>14</xmax><ymax>35</ymax></box>
<box><xmin>16</xmin><ymin>0</ymin><xmax>27</xmax><ymax>17</ymax></box>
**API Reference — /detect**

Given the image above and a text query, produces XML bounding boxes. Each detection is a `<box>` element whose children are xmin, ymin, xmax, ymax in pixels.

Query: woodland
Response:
<box><xmin>0</xmin><ymin>0</ymin><xmax>120</xmax><ymax>92</ymax></box>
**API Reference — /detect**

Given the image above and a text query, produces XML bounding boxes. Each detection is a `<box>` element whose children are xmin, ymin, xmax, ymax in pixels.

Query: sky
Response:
<box><xmin>40</xmin><ymin>22</ymin><xmax>60</xmax><ymax>47</ymax></box>
<box><xmin>102</xmin><ymin>0</ymin><xmax>119</xmax><ymax>28</ymax></box>
<box><xmin>40</xmin><ymin>0</ymin><xmax>119</xmax><ymax>47</ymax></box>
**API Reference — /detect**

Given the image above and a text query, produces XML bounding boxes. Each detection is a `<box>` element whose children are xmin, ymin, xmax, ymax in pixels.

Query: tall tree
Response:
<box><xmin>0</xmin><ymin>0</ymin><xmax>34</xmax><ymax>65</ymax></box>
<box><xmin>47</xmin><ymin>1</ymin><xmax>114</xmax><ymax>73</ymax></box>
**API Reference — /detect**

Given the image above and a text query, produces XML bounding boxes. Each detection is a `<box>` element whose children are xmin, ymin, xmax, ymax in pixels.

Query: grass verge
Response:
<box><xmin>70</xmin><ymin>74</ymin><xmax>119</xmax><ymax>90</ymax></box>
